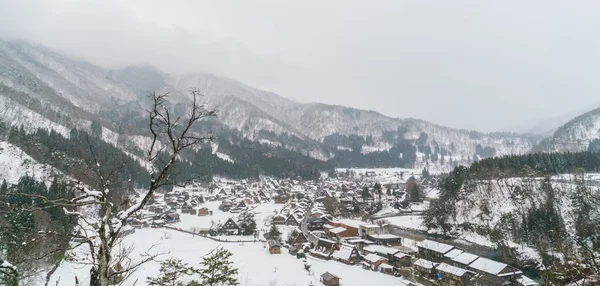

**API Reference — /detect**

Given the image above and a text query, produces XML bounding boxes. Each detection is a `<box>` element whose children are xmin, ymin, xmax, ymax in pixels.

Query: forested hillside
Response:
<box><xmin>424</xmin><ymin>153</ymin><xmax>600</xmax><ymax>284</ymax></box>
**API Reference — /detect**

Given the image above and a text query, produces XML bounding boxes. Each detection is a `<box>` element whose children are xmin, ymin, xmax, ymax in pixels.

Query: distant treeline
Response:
<box><xmin>1</xmin><ymin>122</ymin><xmax>330</xmax><ymax>185</ymax></box>
<box><xmin>468</xmin><ymin>151</ymin><xmax>600</xmax><ymax>178</ymax></box>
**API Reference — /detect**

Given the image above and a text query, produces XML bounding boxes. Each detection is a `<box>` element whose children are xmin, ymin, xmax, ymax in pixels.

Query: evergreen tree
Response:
<box><xmin>147</xmin><ymin>258</ymin><xmax>198</xmax><ymax>286</ymax></box>
<box><xmin>90</xmin><ymin>121</ymin><xmax>103</xmax><ymax>138</ymax></box>
<box><xmin>240</xmin><ymin>216</ymin><xmax>257</xmax><ymax>236</ymax></box>
<box><xmin>268</xmin><ymin>224</ymin><xmax>282</xmax><ymax>241</ymax></box>
<box><xmin>195</xmin><ymin>247</ymin><xmax>239</xmax><ymax>286</ymax></box>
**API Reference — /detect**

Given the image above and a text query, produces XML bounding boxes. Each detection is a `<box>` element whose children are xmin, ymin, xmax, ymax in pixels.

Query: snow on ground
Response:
<box><xmin>0</xmin><ymin>95</ymin><xmax>70</xmax><ymax>137</ymax></box>
<box><xmin>379</xmin><ymin>215</ymin><xmax>426</xmax><ymax>231</ymax></box>
<box><xmin>216</xmin><ymin>152</ymin><xmax>235</xmax><ymax>163</ymax></box>
<box><xmin>49</xmin><ymin>229</ymin><xmax>410</xmax><ymax>286</ymax></box>
<box><xmin>0</xmin><ymin>141</ymin><xmax>66</xmax><ymax>185</ymax></box>
<box><xmin>173</xmin><ymin>201</ymin><xmax>283</xmax><ymax>233</ymax></box>
<box><xmin>258</xmin><ymin>139</ymin><xmax>281</xmax><ymax>147</ymax></box>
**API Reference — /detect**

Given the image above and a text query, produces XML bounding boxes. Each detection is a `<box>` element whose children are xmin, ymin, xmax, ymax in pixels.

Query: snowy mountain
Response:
<box><xmin>532</xmin><ymin>107</ymin><xmax>600</xmax><ymax>153</ymax></box>
<box><xmin>0</xmin><ymin>40</ymin><xmax>545</xmax><ymax>171</ymax></box>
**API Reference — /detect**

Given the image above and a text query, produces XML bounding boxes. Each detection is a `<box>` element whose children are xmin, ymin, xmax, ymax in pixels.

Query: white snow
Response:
<box><xmin>49</xmin><ymin>228</ymin><xmax>411</xmax><ymax>286</ymax></box>
<box><xmin>436</xmin><ymin>262</ymin><xmax>468</xmax><ymax>276</ymax></box>
<box><xmin>0</xmin><ymin>141</ymin><xmax>66</xmax><ymax>185</ymax></box>
<box><xmin>216</xmin><ymin>152</ymin><xmax>234</xmax><ymax>163</ymax></box>
<box><xmin>418</xmin><ymin>239</ymin><xmax>454</xmax><ymax>254</ymax></box>
<box><xmin>468</xmin><ymin>257</ymin><xmax>518</xmax><ymax>276</ymax></box>
<box><xmin>380</xmin><ymin>215</ymin><xmax>426</xmax><ymax>231</ymax></box>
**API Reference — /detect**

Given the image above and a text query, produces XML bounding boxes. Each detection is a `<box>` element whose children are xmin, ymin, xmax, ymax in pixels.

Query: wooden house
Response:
<box><xmin>197</xmin><ymin>207</ymin><xmax>209</xmax><ymax>216</ymax></box>
<box><xmin>467</xmin><ymin>257</ymin><xmax>522</xmax><ymax>285</ymax></box>
<box><xmin>450</xmin><ymin>252</ymin><xmax>479</xmax><ymax>269</ymax></box>
<box><xmin>221</xmin><ymin>218</ymin><xmax>240</xmax><ymax>235</ymax></box>
<box><xmin>367</xmin><ymin>234</ymin><xmax>402</xmax><ymax>246</ymax></box>
<box><xmin>163</xmin><ymin>212</ymin><xmax>180</xmax><ymax>223</ymax></box>
<box><xmin>271</xmin><ymin>214</ymin><xmax>286</xmax><ymax>225</ymax></box>
<box><xmin>363</xmin><ymin>245</ymin><xmax>410</xmax><ymax>267</ymax></box>
<box><xmin>417</xmin><ymin>239</ymin><xmax>454</xmax><ymax>262</ymax></box>
<box><xmin>413</xmin><ymin>258</ymin><xmax>438</xmax><ymax>279</ymax></box>
<box><xmin>362</xmin><ymin>253</ymin><xmax>388</xmax><ymax>270</ymax></box>
<box><xmin>268</xmin><ymin>240</ymin><xmax>281</xmax><ymax>254</ymax></box>
<box><xmin>307</xmin><ymin>217</ymin><xmax>325</xmax><ymax>231</ymax></box>
<box><xmin>435</xmin><ymin>262</ymin><xmax>475</xmax><ymax>286</ymax></box>
<box><xmin>286</xmin><ymin>214</ymin><xmax>300</xmax><ymax>226</ymax></box>
<box><xmin>331</xmin><ymin>244</ymin><xmax>360</xmax><ymax>265</ymax></box>
<box><xmin>287</xmin><ymin>229</ymin><xmax>308</xmax><ymax>248</ymax></box>
<box><xmin>320</xmin><ymin>272</ymin><xmax>340</xmax><ymax>286</ymax></box>
<box><xmin>237</xmin><ymin>200</ymin><xmax>248</xmax><ymax>209</ymax></box>
<box><xmin>181</xmin><ymin>202</ymin><xmax>194</xmax><ymax>214</ymax></box>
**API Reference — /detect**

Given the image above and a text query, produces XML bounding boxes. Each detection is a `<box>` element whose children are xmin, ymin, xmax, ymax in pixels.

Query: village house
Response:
<box><xmin>359</xmin><ymin>223</ymin><xmax>383</xmax><ymax>238</ymax></box>
<box><xmin>331</xmin><ymin>244</ymin><xmax>360</xmax><ymax>265</ymax></box>
<box><xmin>286</xmin><ymin>214</ymin><xmax>300</xmax><ymax>226</ymax></box>
<box><xmin>269</xmin><ymin>214</ymin><xmax>284</xmax><ymax>226</ymax></box>
<box><xmin>320</xmin><ymin>272</ymin><xmax>340</xmax><ymax>286</ymax></box>
<box><xmin>450</xmin><ymin>252</ymin><xmax>479</xmax><ymax>269</ymax></box>
<box><xmin>163</xmin><ymin>212</ymin><xmax>180</xmax><ymax>223</ymax></box>
<box><xmin>367</xmin><ymin>233</ymin><xmax>402</xmax><ymax>246</ymax></box>
<box><xmin>197</xmin><ymin>207</ymin><xmax>210</xmax><ymax>216</ymax></box>
<box><xmin>467</xmin><ymin>257</ymin><xmax>523</xmax><ymax>285</ymax></box>
<box><xmin>378</xmin><ymin>263</ymin><xmax>395</xmax><ymax>275</ymax></box>
<box><xmin>268</xmin><ymin>240</ymin><xmax>281</xmax><ymax>254</ymax></box>
<box><xmin>362</xmin><ymin>253</ymin><xmax>388</xmax><ymax>270</ymax></box>
<box><xmin>435</xmin><ymin>262</ymin><xmax>475</xmax><ymax>286</ymax></box>
<box><xmin>363</xmin><ymin>245</ymin><xmax>411</xmax><ymax>267</ymax></box>
<box><xmin>413</xmin><ymin>258</ymin><xmax>438</xmax><ymax>279</ymax></box>
<box><xmin>221</xmin><ymin>218</ymin><xmax>241</xmax><ymax>235</ymax></box>
<box><xmin>418</xmin><ymin>239</ymin><xmax>454</xmax><ymax>262</ymax></box>
<box><xmin>307</xmin><ymin>217</ymin><xmax>325</xmax><ymax>231</ymax></box>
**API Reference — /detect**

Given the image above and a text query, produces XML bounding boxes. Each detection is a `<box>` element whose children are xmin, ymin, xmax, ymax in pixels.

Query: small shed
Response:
<box><xmin>268</xmin><ymin>240</ymin><xmax>281</xmax><ymax>254</ymax></box>
<box><xmin>320</xmin><ymin>272</ymin><xmax>340</xmax><ymax>286</ymax></box>
<box><xmin>198</xmin><ymin>207</ymin><xmax>209</xmax><ymax>216</ymax></box>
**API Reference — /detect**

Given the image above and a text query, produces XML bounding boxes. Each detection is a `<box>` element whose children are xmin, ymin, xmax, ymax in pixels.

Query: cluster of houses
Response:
<box><xmin>277</xmin><ymin>190</ymin><xmax>538</xmax><ymax>286</ymax></box>
<box><xmin>414</xmin><ymin>239</ymin><xmax>538</xmax><ymax>286</ymax></box>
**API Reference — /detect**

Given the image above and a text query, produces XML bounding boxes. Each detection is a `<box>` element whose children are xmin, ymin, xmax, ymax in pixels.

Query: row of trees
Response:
<box><xmin>0</xmin><ymin>176</ymin><xmax>77</xmax><ymax>284</ymax></box>
<box><xmin>469</xmin><ymin>151</ymin><xmax>600</xmax><ymax>178</ymax></box>
<box><xmin>147</xmin><ymin>248</ymin><xmax>239</xmax><ymax>286</ymax></box>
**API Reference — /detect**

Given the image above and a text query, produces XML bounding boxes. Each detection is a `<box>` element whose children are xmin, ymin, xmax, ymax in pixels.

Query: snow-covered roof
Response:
<box><xmin>419</xmin><ymin>239</ymin><xmax>454</xmax><ymax>254</ymax></box>
<box><xmin>330</xmin><ymin>227</ymin><xmax>347</xmax><ymax>234</ymax></box>
<box><xmin>452</xmin><ymin>252</ymin><xmax>479</xmax><ymax>266</ymax></box>
<box><xmin>468</xmin><ymin>257</ymin><xmax>520</xmax><ymax>276</ymax></box>
<box><xmin>369</xmin><ymin>234</ymin><xmax>400</xmax><ymax>240</ymax></box>
<box><xmin>516</xmin><ymin>276</ymin><xmax>539</xmax><ymax>286</ymax></box>
<box><xmin>332</xmin><ymin>245</ymin><xmax>355</xmax><ymax>260</ymax></box>
<box><xmin>393</xmin><ymin>252</ymin><xmax>410</xmax><ymax>259</ymax></box>
<box><xmin>443</xmin><ymin>249</ymin><xmax>464</xmax><ymax>259</ymax></box>
<box><xmin>436</xmin><ymin>263</ymin><xmax>469</xmax><ymax>277</ymax></box>
<box><xmin>364</xmin><ymin>245</ymin><xmax>400</xmax><ymax>256</ymax></box>
<box><xmin>378</xmin><ymin>263</ymin><xmax>394</xmax><ymax>269</ymax></box>
<box><xmin>363</xmin><ymin>253</ymin><xmax>387</xmax><ymax>263</ymax></box>
<box><xmin>360</xmin><ymin>223</ymin><xmax>380</xmax><ymax>229</ymax></box>
<box><xmin>413</xmin><ymin>258</ymin><xmax>437</xmax><ymax>269</ymax></box>
<box><xmin>337</xmin><ymin>219</ymin><xmax>365</xmax><ymax>229</ymax></box>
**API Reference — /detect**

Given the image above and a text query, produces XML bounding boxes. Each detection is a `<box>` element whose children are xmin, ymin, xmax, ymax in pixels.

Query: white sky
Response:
<box><xmin>1</xmin><ymin>0</ymin><xmax>600</xmax><ymax>132</ymax></box>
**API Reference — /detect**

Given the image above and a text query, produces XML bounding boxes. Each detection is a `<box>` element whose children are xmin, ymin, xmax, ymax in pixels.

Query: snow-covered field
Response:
<box><xmin>0</xmin><ymin>141</ymin><xmax>66</xmax><ymax>185</ymax></box>
<box><xmin>49</xmin><ymin>229</ymin><xmax>410</xmax><ymax>286</ymax></box>
<box><xmin>172</xmin><ymin>201</ymin><xmax>283</xmax><ymax>233</ymax></box>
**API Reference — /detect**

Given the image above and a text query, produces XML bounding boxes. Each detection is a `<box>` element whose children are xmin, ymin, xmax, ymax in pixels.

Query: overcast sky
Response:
<box><xmin>1</xmin><ymin>0</ymin><xmax>600</xmax><ymax>132</ymax></box>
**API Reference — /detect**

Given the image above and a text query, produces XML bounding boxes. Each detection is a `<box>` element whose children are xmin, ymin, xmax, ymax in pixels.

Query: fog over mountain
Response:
<box><xmin>2</xmin><ymin>0</ymin><xmax>600</xmax><ymax>131</ymax></box>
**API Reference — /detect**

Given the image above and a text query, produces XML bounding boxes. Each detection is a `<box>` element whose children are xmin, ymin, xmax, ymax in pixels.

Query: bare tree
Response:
<box><xmin>34</xmin><ymin>89</ymin><xmax>216</xmax><ymax>286</ymax></box>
